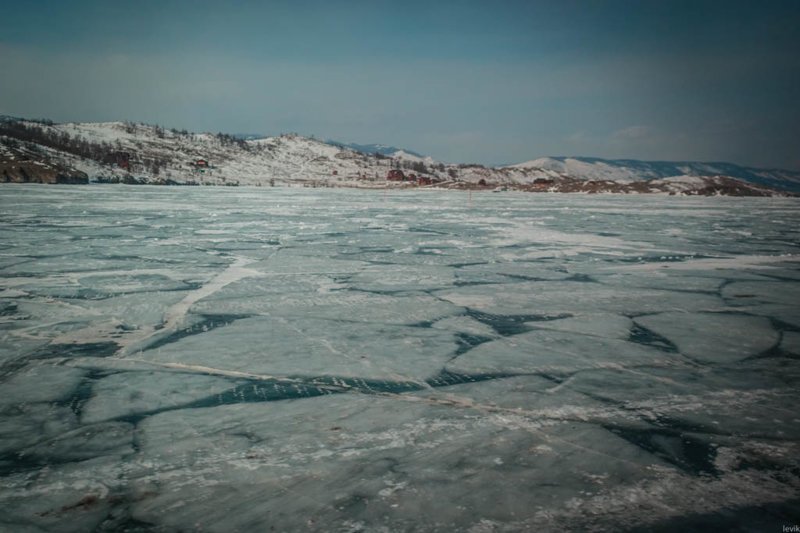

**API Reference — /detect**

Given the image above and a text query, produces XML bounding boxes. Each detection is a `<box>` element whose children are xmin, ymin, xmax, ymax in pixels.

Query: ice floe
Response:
<box><xmin>0</xmin><ymin>186</ymin><xmax>798</xmax><ymax>531</ymax></box>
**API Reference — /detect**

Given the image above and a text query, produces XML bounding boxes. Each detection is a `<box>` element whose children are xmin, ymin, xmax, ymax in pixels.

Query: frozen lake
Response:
<box><xmin>1</xmin><ymin>184</ymin><xmax>799</xmax><ymax>531</ymax></box>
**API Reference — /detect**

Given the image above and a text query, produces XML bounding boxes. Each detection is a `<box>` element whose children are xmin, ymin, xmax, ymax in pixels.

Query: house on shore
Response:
<box><xmin>190</xmin><ymin>158</ymin><xmax>210</xmax><ymax>173</ymax></box>
<box><xmin>387</xmin><ymin>169</ymin><xmax>405</xmax><ymax>181</ymax></box>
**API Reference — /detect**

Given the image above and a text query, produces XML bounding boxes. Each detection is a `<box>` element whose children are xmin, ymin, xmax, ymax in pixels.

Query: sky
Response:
<box><xmin>1</xmin><ymin>0</ymin><xmax>799</xmax><ymax>169</ymax></box>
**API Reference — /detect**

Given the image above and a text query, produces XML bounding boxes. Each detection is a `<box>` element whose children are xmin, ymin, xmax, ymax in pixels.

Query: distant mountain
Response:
<box><xmin>326</xmin><ymin>140</ymin><xmax>425</xmax><ymax>159</ymax></box>
<box><xmin>231</xmin><ymin>133</ymin><xmax>267</xmax><ymax>141</ymax></box>
<box><xmin>0</xmin><ymin>117</ymin><xmax>796</xmax><ymax>195</ymax></box>
<box><xmin>508</xmin><ymin>156</ymin><xmax>800</xmax><ymax>193</ymax></box>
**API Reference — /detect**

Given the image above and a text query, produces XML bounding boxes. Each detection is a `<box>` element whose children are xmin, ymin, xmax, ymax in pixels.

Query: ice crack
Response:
<box><xmin>118</xmin><ymin>255</ymin><xmax>263</xmax><ymax>356</ymax></box>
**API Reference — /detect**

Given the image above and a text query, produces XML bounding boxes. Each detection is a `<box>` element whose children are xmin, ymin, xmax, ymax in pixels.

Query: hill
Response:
<box><xmin>509</xmin><ymin>156</ymin><xmax>800</xmax><ymax>193</ymax></box>
<box><xmin>0</xmin><ymin>117</ymin><xmax>796</xmax><ymax>196</ymax></box>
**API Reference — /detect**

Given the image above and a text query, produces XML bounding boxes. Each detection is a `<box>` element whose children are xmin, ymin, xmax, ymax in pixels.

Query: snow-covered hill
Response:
<box><xmin>509</xmin><ymin>156</ymin><xmax>800</xmax><ymax>193</ymax></box>
<box><xmin>326</xmin><ymin>140</ymin><xmax>426</xmax><ymax>159</ymax></box>
<box><xmin>0</xmin><ymin>120</ymin><xmax>401</xmax><ymax>187</ymax></box>
<box><xmin>0</xmin><ymin>118</ymin><xmax>797</xmax><ymax>195</ymax></box>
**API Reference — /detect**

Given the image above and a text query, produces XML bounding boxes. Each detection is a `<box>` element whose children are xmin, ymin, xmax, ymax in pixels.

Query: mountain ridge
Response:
<box><xmin>0</xmin><ymin>117</ymin><xmax>797</xmax><ymax>196</ymax></box>
<box><xmin>325</xmin><ymin>140</ymin><xmax>426</xmax><ymax>159</ymax></box>
<box><xmin>508</xmin><ymin>156</ymin><xmax>800</xmax><ymax>192</ymax></box>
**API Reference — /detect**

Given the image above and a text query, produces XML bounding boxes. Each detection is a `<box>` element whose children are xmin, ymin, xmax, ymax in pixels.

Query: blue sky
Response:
<box><xmin>1</xmin><ymin>0</ymin><xmax>799</xmax><ymax>169</ymax></box>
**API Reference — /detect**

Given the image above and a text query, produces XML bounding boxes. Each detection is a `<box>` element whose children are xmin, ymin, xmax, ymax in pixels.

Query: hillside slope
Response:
<box><xmin>509</xmin><ymin>156</ymin><xmax>800</xmax><ymax>193</ymax></box>
<box><xmin>1</xmin><ymin>118</ymin><xmax>796</xmax><ymax>196</ymax></box>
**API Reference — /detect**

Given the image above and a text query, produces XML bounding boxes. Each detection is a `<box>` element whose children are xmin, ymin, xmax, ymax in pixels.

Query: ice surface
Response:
<box><xmin>1</xmin><ymin>185</ymin><xmax>799</xmax><ymax>531</ymax></box>
<box><xmin>0</xmin><ymin>363</ymin><xmax>86</xmax><ymax>405</ymax></box>
<box><xmin>128</xmin><ymin>395</ymin><xmax>677</xmax><ymax>532</ymax></box>
<box><xmin>722</xmin><ymin>280</ymin><xmax>800</xmax><ymax>307</ymax></box>
<box><xmin>438</xmin><ymin>280</ymin><xmax>728</xmax><ymax>317</ymax></box>
<box><xmin>527</xmin><ymin>312</ymin><xmax>634</xmax><ymax>339</ymax></box>
<box><xmin>80</xmin><ymin>371</ymin><xmax>242</xmax><ymax>423</ymax></box>
<box><xmin>781</xmin><ymin>332</ymin><xmax>800</xmax><ymax>355</ymax></box>
<box><xmin>135</xmin><ymin>316</ymin><xmax>459</xmax><ymax>381</ymax></box>
<box><xmin>447</xmin><ymin>328</ymin><xmax>681</xmax><ymax>376</ymax></box>
<box><xmin>634</xmin><ymin>312</ymin><xmax>778</xmax><ymax>364</ymax></box>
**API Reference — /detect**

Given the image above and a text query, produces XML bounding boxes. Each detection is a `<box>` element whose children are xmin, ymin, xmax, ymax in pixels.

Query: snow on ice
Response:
<box><xmin>1</xmin><ymin>184</ymin><xmax>799</xmax><ymax>531</ymax></box>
